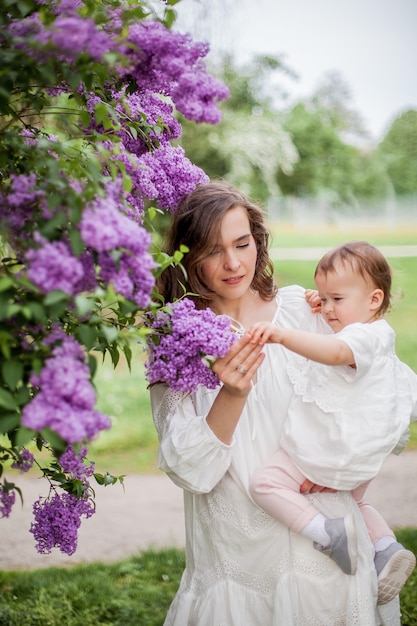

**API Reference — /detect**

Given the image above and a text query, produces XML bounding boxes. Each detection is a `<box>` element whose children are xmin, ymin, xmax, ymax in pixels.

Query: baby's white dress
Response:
<box><xmin>282</xmin><ymin>319</ymin><xmax>417</xmax><ymax>489</ymax></box>
<box><xmin>151</xmin><ymin>286</ymin><xmax>403</xmax><ymax>626</ymax></box>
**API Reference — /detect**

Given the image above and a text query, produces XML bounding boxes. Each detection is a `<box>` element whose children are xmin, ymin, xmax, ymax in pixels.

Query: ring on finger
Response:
<box><xmin>236</xmin><ymin>364</ymin><xmax>247</xmax><ymax>375</ymax></box>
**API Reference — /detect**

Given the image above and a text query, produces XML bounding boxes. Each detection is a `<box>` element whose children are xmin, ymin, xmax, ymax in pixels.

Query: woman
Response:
<box><xmin>150</xmin><ymin>181</ymin><xmax>400</xmax><ymax>625</ymax></box>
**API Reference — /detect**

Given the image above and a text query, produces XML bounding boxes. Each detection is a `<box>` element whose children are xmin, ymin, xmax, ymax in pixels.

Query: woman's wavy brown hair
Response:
<box><xmin>157</xmin><ymin>180</ymin><xmax>277</xmax><ymax>308</ymax></box>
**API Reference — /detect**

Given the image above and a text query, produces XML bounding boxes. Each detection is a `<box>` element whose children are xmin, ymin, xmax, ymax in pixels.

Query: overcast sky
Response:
<box><xmin>174</xmin><ymin>0</ymin><xmax>417</xmax><ymax>142</ymax></box>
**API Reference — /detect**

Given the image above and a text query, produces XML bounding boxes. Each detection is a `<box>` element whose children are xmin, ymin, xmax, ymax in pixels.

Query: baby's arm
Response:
<box><xmin>247</xmin><ymin>322</ymin><xmax>355</xmax><ymax>367</ymax></box>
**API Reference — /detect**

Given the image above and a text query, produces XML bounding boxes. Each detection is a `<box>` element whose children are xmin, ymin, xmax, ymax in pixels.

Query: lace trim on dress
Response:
<box><xmin>198</xmin><ymin>491</ymin><xmax>272</xmax><ymax>537</ymax></box>
<box><xmin>287</xmin><ymin>355</ymin><xmax>348</xmax><ymax>414</ymax></box>
<box><xmin>189</xmin><ymin>557</ymin><xmax>278</xmax><ymax>595</ymax></box>
<box><xmin>153</xmin><ymin>387</ymin><xmax>185</xmax><ymax>434</ymax></box>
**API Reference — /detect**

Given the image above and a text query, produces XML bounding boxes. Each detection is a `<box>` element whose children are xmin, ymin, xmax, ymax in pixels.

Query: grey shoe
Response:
<box><xmin>375</xmin><ymin>542</ymin><xmax>416</xmax><ymax>605</ymax></box>
<box><xmin>313</xmin><ymin>513</ymin><xmax>358</xmax><ymax>575</ymax></box>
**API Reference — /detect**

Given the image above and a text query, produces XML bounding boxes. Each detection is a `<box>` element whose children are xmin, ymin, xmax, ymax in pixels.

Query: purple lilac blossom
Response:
<box><xmin>0</xmin><ymin>173</ymin><xmax>46</xmax><ymax>235</ymax></box>
<box><xmin>25</xmin><ymin>236</ymin><xmax>85</xmax><ymax>295</ymax></box>
<box><xmin>123</xmin><ymin>21</ymin><xmax>229</xmax><ymax>123</ymax></box>
<box><xmin>30</xmin><ymin>491</ymin><xmax>95</xmax><ymax>555</ymax></box>
<box><xmin>136</xmin><ymin>144</ymin><xmax>209</xmax><ymax>212</ymax></box>
<box><xmin>144</xmin><ymin>299</ymin><xmax>237</xmax><ymax>392</ymax></box>
<box><xmin>0</xmin><ymin>486</ymin><xmax>16</xmax><ymax>518</ymax></box>
<box><xmin>9</xmin><ymin>8</ymin><xmax>112</xmax><ymax>64</ymax></box>
<box><xmin>80</xmin><ymin>184</ymin><xmax>156</xmax><ymax>305</ymax></box>
<box><xmin>59</xmin><ymin>445</ymin><xmax>95</xmax><ymax>482</ymax></box>
<box><xmin>11</xmin><ymin>449</ymin><xmax>35</xmax><ymax>473</ymax></box>
<box><xmin>21</xmin><ymin>336</ymin><xmax>110</xmax><ymax>444</ymax></box>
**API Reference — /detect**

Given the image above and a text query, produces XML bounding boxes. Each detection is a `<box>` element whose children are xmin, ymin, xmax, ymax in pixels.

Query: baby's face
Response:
<box><xmin>315</xmin><ymin>265</ymin><xmax>381</xmax><ymax>332</ymax></box>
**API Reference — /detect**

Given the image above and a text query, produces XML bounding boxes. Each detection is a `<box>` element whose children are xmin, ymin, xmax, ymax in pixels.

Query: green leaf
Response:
<box><xmin>0</xmin><ymin>413</ymin><xmax>20</xmax><ymax>434</ymax></box>
<box><xmin>0</xmin><ymin>276</ymin><xmax>13</xmax><ymax>292</ymax></box>
<box><xmin>44</xmin><ymin>290</ymin><xmax>69</xmax><ymax>306</ymax></box>
<box><xmin>41</xmin><ymin>427</ymin><xmax>66</xmax><ymax>452</ymax></box>
<box><xmin>0</xmin><ymin>388</ymin><xmax>18</xmax><ymax>410</ymax></box>
<box><xmin>123</xmin><ymin>343</ymin><xmax>133</xmax><ymax>371</ymax></box>
<box><xmin>2</xmin><ymin>360</ymin><xmax>23</xmax><ymax>390</ymax></box>
<box><xmin>69</xmin><ymin>228</ymin><xmax>85</xmax><ymax>257</ymax></box>
<box><xmin>101</xmin><ymin>324</ymin><xmax>119</xmax><ymax>344</ymax></box>
<box><xmin>75</xmin><ymin>294</ymin><xmax>95</xmax><ymax>317</ymax></box>
<box><xmin>76</xmin><ymin>324</ymin><xmax>97</xmax><ymax>350</ymax></box>
<box><xmin>15</xmin><ymin>427</ymin><xmax>36</xmax><ymax>447</ymax></box>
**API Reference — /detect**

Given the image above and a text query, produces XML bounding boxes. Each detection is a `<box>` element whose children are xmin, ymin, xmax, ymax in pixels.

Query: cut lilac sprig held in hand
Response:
<box><xmin>144</xmin><ymin>298</ymin><xmax>237</xmax><ymax>392</ymax></box>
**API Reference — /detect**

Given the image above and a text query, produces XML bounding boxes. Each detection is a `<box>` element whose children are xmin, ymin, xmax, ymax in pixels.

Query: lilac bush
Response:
<box><xmin>0</xmin><ymin>0</ymin><xmax>229</xmax><ymax>554</ymax></box>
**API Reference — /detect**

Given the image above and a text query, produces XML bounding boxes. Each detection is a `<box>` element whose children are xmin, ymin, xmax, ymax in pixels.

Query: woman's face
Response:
<box><xmin>200</xmin><ymin>206</ymin><xmax>257</xmax><ymax>303</ymax></box>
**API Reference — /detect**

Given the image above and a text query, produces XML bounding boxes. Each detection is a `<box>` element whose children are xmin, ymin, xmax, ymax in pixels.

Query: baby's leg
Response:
<box><xmin>250</xmin><ymin>449</ymin><xmax>358</xmax><ymax>575</ymax></box>
<box><xmin>352</xmin><ymin>482</ymin><xmax>394</xmax><ymax>544</ymax></box>
<box><xmin>249</xmin><ymin>448</ymin><xmax>320</xmax><ymax>533</ymax></box>
<box><xmin>353</xmin><ymin>482</ymin><xmax>416</xmax><ymax>604</ymax></box>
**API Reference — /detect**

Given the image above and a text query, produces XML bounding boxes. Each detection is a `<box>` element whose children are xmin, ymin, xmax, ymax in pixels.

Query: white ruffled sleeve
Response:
<box><xmin>150</xmin><ymin>383</ymin><xmax>234</xmax><ymax>494</ymax></box>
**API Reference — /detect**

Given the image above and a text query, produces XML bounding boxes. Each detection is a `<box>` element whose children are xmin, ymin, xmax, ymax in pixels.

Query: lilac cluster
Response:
<box><xmin>112</xmin><ymin>90</ymin><xmax>182</xmax><ymax>157</ymax></box>
<box><xmin>144</xmin><ymin>299</ymin><xmax>237</xmax><ymax>392</ymax></box>
<box><xmin>21</xmin><ymin>335</ymin><xmax>111</xmax><ymax>444</ymax></box>
<box><xmin>0</xmin><ymin>173</ymin><xmax>46</xmax><ymax>239</ymax></box>
<box><xmin>80</xmin><ymin>182</ymin><xmax>156</xmax><ymax>306</ymax></box>
<box><xmin>0</xmin><ymin>485</ymin><xmax>16</xmax><ymax>519</ymax></box>
<box><xmin>9</xmin><ymin>3</ymin><xmax>113</xmax><ymax>64</ymax></box>
<box><xmin>11</xmin><ymin>448</ymin><xmax>35</xmax><ymax>473</ymax></box>
<box><xmin>136</xmin><ymin>144</ymin><xmax>209</xmax><ymax>212</ymax></box>
<box><xmin>30</xmin><ymin>491</ymin><xmax>95</xmax><ymax>555</ymax></box>
<box><xmin>25</xmin><ymin>235</ymin><xmax>85</xmax><ymax>296</ymax></box>
<box><xmin>123</xmin><ymin>21</ymin><xmax>230</xmax><ymax>123</ymax></box>
<box><xmin>59</xmin><ymin>445</ymin><xmax>95</xmax><ymax>482</ymax></box>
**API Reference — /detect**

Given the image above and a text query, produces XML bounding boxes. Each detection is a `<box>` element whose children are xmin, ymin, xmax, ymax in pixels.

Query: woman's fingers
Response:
<box><xmin>213</xmin><ymin>334</ymin><xmax>264</xmax><ymax>389</ymax></box>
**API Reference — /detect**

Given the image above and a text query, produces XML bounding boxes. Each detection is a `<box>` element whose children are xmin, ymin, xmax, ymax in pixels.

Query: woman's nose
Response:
<box><xmin>224</xmin><ymin>252</ymin><xmax>240</xmax><ymax>271</ymax></box>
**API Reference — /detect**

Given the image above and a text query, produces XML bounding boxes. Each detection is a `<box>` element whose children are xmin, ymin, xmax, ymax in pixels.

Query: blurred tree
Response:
<box><xmin>276</xmin><ymin>73</ymin><xmax>389</xmax><ymax>203</ymax></box>
<box><xmin>178</xmin><ymin>54</ymin><xmax>298</xmax><ymax>203</ymax></box>
<box><xmin>378</xmin><ymin>109</ymin><xmax>417</xmax><ymax>195</ymax></box>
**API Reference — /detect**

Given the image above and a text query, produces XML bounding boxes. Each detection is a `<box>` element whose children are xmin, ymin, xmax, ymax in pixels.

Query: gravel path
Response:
<box><xmin>1</xmin><ymin>450</ymin><xmax>416</xmax><ymax>571</ymax></box>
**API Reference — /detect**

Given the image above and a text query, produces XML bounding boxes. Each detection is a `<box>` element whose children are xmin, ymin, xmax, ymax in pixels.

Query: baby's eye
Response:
<box><xmin>334</xmin><ymin>297</ymin><xmax>343</xmax><ymax>302</ymax></box>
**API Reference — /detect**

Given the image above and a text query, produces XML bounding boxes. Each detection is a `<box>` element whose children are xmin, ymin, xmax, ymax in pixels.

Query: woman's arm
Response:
<box><xmin>150</xmin><ymin>335</ymin><xmax>265</xmax><ymax>493</ymax></box>
<box><xmin>209</xmin><ymin>333</ymin><xmax>264</xmax><ymax>443</ymax></box>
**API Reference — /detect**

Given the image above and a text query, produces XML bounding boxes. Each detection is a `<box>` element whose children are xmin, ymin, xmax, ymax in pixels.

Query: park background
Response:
<box><xmin>1</xmin><ymin>1</ymin><xmax>417</xmax><ymax>625</ymax></box>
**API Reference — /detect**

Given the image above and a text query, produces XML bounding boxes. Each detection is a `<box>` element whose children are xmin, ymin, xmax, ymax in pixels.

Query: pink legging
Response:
<box><xmin>249</xmin><ymin>448</ymin><xmax>393</xmax><ymax>543</ymax></box>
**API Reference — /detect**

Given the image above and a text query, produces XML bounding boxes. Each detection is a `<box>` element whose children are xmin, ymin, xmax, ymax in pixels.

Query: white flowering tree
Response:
<box><xmin>0</xmin><ymin>0</ymin><xmax>229</xmax><ymax>554</ymax></box>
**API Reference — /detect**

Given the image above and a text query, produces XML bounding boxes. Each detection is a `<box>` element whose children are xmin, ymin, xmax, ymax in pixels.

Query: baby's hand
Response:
<box><xmin>305</xmin><ymin>289</ymin><xmax>322</xmax><ymax>314</ymax></box>
<box><xmin>247</xmin><ymin>321</ymin><xmax>280</xmax><ymax>345</ymax></box>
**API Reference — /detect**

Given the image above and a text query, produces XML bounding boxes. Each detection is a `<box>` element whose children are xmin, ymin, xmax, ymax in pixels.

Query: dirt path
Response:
<box><xmin>1</xmin><ymin>450</ymin><xmax>416</xmax><ymax>571</ymax></box>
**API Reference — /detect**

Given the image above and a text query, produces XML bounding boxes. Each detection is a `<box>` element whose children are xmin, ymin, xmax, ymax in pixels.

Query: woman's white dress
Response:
<box><xmin>150</xmin><ymin>285</ymin><xmax>403</xmax><ymax>626</ymax></box>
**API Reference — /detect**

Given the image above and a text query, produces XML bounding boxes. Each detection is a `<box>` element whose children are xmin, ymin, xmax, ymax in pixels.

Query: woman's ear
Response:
<box><xmin>370</xmin><ymin>288</ymin><xmax>384</xmax><ymax>311</ymax></box>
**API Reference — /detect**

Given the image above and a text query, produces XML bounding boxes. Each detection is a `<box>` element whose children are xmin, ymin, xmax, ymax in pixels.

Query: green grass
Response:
<box><xmin>268</xmin><ymin>222</ymin><xmax>417</xmax><ymax>249</ymax></box>
<box><xmin>0</xmin><ymin>548</ymin><xmax>185</xmax><ymax>626</ymax></box>
<box><xmin>1</xmin><ymin>529</ymin><xmax>416</xmax><ymax>626</ymax></box>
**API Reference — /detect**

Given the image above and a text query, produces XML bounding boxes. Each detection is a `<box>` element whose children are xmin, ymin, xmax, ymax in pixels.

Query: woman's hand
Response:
<box><xmin>213</xmin><ymin>333</ymin><xmax>265</xmax><ymax>396</ymax></box>
<box><xmin>207</xmin><ymin>334</ymin><xmax>265</xmax><ymax>444</ymax></box>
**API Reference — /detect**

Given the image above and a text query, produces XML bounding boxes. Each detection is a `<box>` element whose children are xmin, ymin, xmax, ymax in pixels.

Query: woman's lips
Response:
<box><xmin>223</xmin><ymin>275</ymin><xmax>244</xmax><ymax>285</ymax></box>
